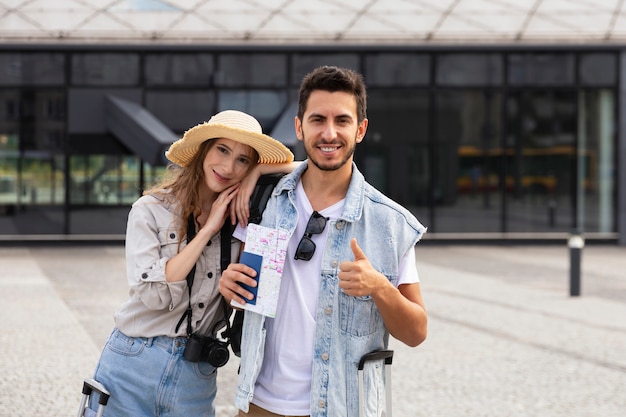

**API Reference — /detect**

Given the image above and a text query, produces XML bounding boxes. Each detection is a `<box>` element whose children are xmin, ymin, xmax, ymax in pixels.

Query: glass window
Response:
<box><xmin>20</xmin><ymin>152</ymin><xmax>65</xmax><ymax>206</ymax></box>
<box><xmin>363</xmin><ymin>90</ymin><xmax>430</xmax><ymax>224</ymax></box>
<box><xmin>217</xmin><ymin>54</ymin><xmax>287</xmax><ymax>87</ymax></box>
<box><xmin>4</xmin><ymin>89</ymin><xmax>66</xmax><ymax>152</ymax></box>
<box><xmin>0</xmin><ymin>53</ymin><xmax>65</xmax><ymax>86</ymax></box>
<box><xmin>71</xmin><ymin>53</ymin><xmax>139</xmax><ymax>86</ymax></box>
<box><xmin>580</xmin><ymin>90</ymin><xmax>615</xmax><ymax>234</ymax></box>
<box><xmin>435</xmin><ymin>90</ymin><xmax>503</xmax><ymax>233</ymax></box>
<box><xmin>579</xmin><ymin>53</ymin><xmax>617</xmax><ymax>86</ymax></box>
<box><xmin>218</xmin><ymin>90</ymin><xmax>287</xmax><ymax>130</ymax></box>
<box><xmin>508</xmin><ymin>53</ymin><xmax>575</xmax><ymax>86</ymax></box>
<box><xmin>145</xmin><ymin>90</ymin><xmax>215</xmax><ymax>133</ymax></box>
<box><xmin>0</xmin><ymin>90</ymin><xmax>20</xmax><ymax>140</ymax></box>
<box><xmin>145</xmin><ymin>53</ymin><xmax>214</xmax><ymax>86</ymax></box>
<box><xmin>291</xmin><ymin>54</ymin><xmax>360</xmax><ymax>85</ymax></box>
<box><xmin>67</xmin><ymin>155</ymin><xmax>153</xmax><ymax>234</ymax></box>
<box><xmin>436</xmin><ymin>54</ymin><xmax>502</xmax><ymax>86</ymax></box>
<box><xmin>0</xmin><ymin>151</ymin><xmax>65</xmax><ymax>235</ymax></box>
<box><xmin>0</xmin><ymin>144</ymin><xmax>18</xmax><ymax>220</ymax></box>
<box><xmin>69</xmin><ymin>154</ymin><xmax>140</xmax><ymax>205</ymax></box>
<box><xmin>506</xmin><ymin>91</ymin><xmax>577</xmax><ymax>232</ymax></box>
<box><xmin>35</xmin><ymin>90</ymin><xmax>66</xmax><ymax>151</ymax></box>
<box><xmin>365</xmin><ymin>53</ymin><xmax>430</xmax><ymax>86</ymax></box>
<box><xmin>143</xmin><ymin>161</ymin><xmax>167</xmax><ymax>193</ymax></box>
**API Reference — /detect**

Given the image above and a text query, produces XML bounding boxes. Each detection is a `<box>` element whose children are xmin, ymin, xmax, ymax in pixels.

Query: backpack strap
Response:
<box><xmin>248</xmin><ymin>173</ymin><xmax>284</xmax><ymax>225</ymax></box>
<box><xmin>220</xmin><ymin>220</ymin><xmax>233</xmax><ymax>271</ymax></box>
<box><xmin>222</xmin><ymin>173</ymin><xmax>284</xmax><ymax>357</ymax></box>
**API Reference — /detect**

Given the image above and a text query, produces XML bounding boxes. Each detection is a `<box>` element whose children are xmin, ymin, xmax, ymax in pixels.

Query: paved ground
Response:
<box><xmin>1</xmin><ymin>243</ymin><xmax>625</xmax><ymax>417</ymax></box>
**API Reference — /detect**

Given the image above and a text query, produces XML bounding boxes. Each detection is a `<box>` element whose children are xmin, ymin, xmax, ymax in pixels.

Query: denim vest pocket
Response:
<box><xmin>338</xmin><ymin>292</ymin><xmax>382</xmax><ymax>336</ymax></box>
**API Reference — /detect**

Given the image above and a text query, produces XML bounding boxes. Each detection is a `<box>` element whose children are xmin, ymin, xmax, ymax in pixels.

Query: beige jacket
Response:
<box><xmin>113</xmin><ymin>193</ymin><xmax>239</xmax><ymax>338</ymax></box>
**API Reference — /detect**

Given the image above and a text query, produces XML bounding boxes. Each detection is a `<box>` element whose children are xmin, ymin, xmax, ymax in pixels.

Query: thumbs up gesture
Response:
<box><xmin>338</xmin><ymin>238</ymin><xmax>385</xmax><ymax>297</ymax></box>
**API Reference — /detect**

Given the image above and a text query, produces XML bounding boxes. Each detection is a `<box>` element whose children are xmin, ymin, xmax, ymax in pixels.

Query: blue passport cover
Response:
<box><xmin>239</xmin><ymin>251</ymin><xmax>262</xmax><ymax>305</ymax></box>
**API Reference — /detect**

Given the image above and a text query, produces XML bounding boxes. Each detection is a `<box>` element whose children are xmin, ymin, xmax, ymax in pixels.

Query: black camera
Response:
<box><xmin>183</xmin><ymin>334</ymin><xmax>230</xmax><ymax>368</ymax></box>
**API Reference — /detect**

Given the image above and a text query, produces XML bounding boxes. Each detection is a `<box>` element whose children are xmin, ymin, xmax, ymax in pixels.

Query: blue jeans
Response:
<box><xmin>89</xmin><ymin>328</ymin><xmax>218</xmax><ymax>417</ymax></box>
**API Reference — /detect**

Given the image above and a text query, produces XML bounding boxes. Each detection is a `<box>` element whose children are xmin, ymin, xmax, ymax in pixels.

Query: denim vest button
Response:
<box><xmin>321</xmin><ymin>352</ymin><xmax>329</xmax><ymax>360</ymax></box>
<box><xmin>318</xmin><ymin>400</ymin><xmax>326</xmax><ymax>408</ymax></box>
<box><xmin>336</xmin><ymin>220</ymin><xmax>344</xmax><ymax>230</ymax></box>
<box><xmin>325</xmin><ymin>307</ymin><xmax>332</xmax><ymax>315</ymax></box>
<box><xmin>331</xmin><ymin>260</ymin><xmax>338</xmax><ymax>268</ymax></box>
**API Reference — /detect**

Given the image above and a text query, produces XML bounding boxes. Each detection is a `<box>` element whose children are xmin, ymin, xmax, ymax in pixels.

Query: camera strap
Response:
<box><xmin>175</xmin><ymin>213</ymin><xmax>233</xmax><ymax>338</ymax></box>
<box><xmin>175</xmin><ymin>175</ymin><xmax>284</xmax><ymax>344</ymax></box>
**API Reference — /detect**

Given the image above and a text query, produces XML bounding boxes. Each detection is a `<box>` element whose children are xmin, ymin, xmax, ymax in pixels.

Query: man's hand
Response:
<box><xmin>338</xmin><ymin>238</ymin><xmax>388</xmax><ymax>297</ymax></box>
<box><xmin>219</xmin><ymin>263</ymin><xmax>258</xmax><ymax>306</ymax></box>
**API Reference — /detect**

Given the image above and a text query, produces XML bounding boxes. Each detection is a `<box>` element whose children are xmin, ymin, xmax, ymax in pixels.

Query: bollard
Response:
<box><xmin>568</xmin><ymin>233</ymin><xmax>584</xmax><ymax>297</ymax></box>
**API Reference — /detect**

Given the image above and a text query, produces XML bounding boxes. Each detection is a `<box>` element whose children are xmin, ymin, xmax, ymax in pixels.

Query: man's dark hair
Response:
<box><xmin>297</xmin><ymin>66</ymin><xmax>367</xmax><ymax>123</ymax></box>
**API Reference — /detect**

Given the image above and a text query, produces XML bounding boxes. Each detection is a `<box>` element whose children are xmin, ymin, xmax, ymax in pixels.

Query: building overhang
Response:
<box><xmin>104</xmin><ymin>95</ymin><xmax>176</xmax><ymax>167</ymax></box>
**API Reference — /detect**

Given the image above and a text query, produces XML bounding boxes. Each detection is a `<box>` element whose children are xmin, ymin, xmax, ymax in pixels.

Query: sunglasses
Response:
<box><xmin>294</xmin><ymin>211</ymin><xmax>328</xmax><ymax>261</ymax></box>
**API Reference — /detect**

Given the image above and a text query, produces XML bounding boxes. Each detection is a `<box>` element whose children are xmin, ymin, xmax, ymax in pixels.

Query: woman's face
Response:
<box><xmin>202</xmin><ymin>138</ymin><xmax>256</xmax><ymax>193</ymax></box>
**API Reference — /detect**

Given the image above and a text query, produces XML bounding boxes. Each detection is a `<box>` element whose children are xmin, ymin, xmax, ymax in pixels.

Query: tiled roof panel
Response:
<box><xmin>0</xmin><ymin>0</ymin><xmax>623</xmax><ymax>44</ymax></box>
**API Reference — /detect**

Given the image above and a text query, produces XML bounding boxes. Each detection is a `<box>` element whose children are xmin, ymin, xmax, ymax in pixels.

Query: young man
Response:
<box><xmin>220</xmin><ymin>66</ymin><xmax>428</xmax><ymax>417</ymax></box>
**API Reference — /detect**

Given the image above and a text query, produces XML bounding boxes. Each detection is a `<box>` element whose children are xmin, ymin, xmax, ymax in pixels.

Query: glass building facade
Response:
<box><xmin>0</xmin><ymin>46</ymin><xmax>621</xmax><ymax>243</ymax></box>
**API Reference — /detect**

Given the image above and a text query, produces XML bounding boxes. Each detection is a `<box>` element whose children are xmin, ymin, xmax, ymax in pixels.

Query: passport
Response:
<box><xmin>238</xmin><ymin>251</ymin><xmax>262</xmax><ymax>305</ymax></box>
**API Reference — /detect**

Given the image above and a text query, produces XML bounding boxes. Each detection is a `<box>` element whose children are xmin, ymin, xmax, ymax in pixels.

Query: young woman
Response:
<box><xmin>87</xmin><ymin>110</ymin><xmax>294</xmax><ymax>417</ymax></box>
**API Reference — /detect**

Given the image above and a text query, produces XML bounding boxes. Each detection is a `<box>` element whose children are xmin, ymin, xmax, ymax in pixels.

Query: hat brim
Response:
<box><xmin>166</xmin><ymin>123</ymin><xmax>294</xmax><ymax>167</ymax></box>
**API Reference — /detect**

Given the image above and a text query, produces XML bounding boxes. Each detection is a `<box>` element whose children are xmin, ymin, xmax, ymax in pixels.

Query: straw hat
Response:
<box><xmin>165</xmin><ymin>110</ymin><xmax>294</xmax><ymax>166</ymax></box>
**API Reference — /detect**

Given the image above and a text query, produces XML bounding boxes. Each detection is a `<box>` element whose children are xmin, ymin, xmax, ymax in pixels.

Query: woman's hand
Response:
<box><xmin>201</xmin><ymin>183</ymin><xmax>240</xmax><ymax>238</ymax></box>
<box><xmin>230</xmin><ymin>161</ymin><xmax>302</xmax><ymax>227</ymax></box>
<box><xmin>230</xmin><ymin>165</ymin><xmax>262</xmax><ymax>227</ymax></box>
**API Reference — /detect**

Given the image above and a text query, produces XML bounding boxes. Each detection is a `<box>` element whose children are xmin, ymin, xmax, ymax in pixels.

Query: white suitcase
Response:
<box><xmin>358</xmin><ymin>349</ymin><xmax>394</xmax><ymax>417</ymax></box>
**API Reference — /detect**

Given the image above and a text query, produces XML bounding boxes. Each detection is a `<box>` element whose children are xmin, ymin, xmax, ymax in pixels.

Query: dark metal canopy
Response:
<box><xmin>105</xmin><ymin>95</ymin><xmax>177</xmax><ymax>166</ymax></box>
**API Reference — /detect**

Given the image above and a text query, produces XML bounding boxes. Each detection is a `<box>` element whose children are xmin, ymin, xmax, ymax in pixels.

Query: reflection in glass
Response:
<box><xmin>291</xmin><ymin>54</ymin><xmax>359</xmax><ymax>86</ymax></box>
<box><xmin>70</xmin><ymin>155</ymin><xmax>142</xmax><ymax>205</ymax></box>
<box><xmin>145</xmin><ymin>90</ymin><xmax>215</xmax><ymax>132</ymax></box>
<box><xmin>365</xmin><ymin>90</ymin><xmax>430</xmax><ymax>224</ymax></box>
<box><xmin>0</xmin><ymin>53</ymin><xmax>65</xmax><ymax>86</ymax></box>
<box><xmin>580</xmin><ymin>90</ymin><xmax>615</xmax><ymax>233</ymax></box>
<box><xmin>365</xmin><ymin>53</ymin><xmax>430</xmax><ymax>86</ymax></box>
<box><xmin>506</xmin><ymin>91</ymin><xmax>576</xmax><ymax>232</ymax></box>
<box><xmin>145</xmin><ymin>54</ymin><xmax>214</xmax><ymax>86</ymax></box>
<box><xmin>508</xmin><ymin>53</ymin><xmax>575</xmax><ymax>86</ymax></box>
<box><xmin>218</xmin><ymin>90</ymin><xmax>287</xmax><ymax>129</ymax></box>
<box><xmin>71</xmin><ymin>53</ymin><xmax>139</xmax><ymax>86</ymax></box>
<box><xmin>437</xmin><ymin>54</ymin><xmax>502</xmax><ymax>86</ymax></box>
<box><xmin>579</xmin><ymin>53</ymin><xmax>617</xmax><ymax>86</ymax></box>
<box><xmin>217</xmin><ymin>54</ymin><xmax>287</xmax><ymax>87</ymax></box>
<box><xmin>435</xmin><ymin>90</ymin><xmax>502</xmax><ymax>233</ymax></box>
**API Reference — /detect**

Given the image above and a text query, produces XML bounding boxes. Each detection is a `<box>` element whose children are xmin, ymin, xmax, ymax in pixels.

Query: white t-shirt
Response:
<box><xmin>234</xmin><ymin>181</ymin><xmax>419</xmax><ymax>415</ymax></box>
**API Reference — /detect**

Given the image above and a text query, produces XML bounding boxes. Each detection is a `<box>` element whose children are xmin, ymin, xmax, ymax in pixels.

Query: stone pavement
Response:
<box><xmin>1</xmin><ymin>244</ymin><xmax>625</xmax><ymax>417</ymax></box>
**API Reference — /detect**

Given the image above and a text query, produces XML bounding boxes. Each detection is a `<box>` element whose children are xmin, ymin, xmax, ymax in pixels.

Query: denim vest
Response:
<box><xmin>235</xmin><ymin>161</ymin><xmax>426</xmax><ymax>416</ymax></box>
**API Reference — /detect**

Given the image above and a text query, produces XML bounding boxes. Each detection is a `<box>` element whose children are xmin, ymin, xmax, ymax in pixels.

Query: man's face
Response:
<box><xmin>295</xmin><ymin>90</ymin><xmax>368</xmax><ymax>172</ymax></box>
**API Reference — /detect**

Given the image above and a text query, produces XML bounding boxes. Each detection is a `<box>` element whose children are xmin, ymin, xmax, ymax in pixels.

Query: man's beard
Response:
<box><xmin>303</xmin><ymin>133</ymin><xmax>357</xmax><ymax>172</ymax></box>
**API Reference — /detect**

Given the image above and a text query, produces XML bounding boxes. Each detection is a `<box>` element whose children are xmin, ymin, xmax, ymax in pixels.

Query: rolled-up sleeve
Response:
<box><xmin>124</xmin><ymin>197</ymin><xmax>187</xmax><ymax>310</ymax></box>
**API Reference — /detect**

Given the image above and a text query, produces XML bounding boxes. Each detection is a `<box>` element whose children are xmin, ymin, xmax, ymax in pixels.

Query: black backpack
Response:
<box><xmin>220</xmin><ymin>173</ymin><xmax>283</xmax><ymax>357</ymax></box>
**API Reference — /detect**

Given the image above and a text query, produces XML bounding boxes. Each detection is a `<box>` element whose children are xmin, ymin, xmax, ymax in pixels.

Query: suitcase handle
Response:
<box><xmin>358</xmin><ymin>349</ymin><xmax>393</xmax><ymax>370</ymax></box>
<box><xmin>82</xmin><ymin>378</ymin><xmax>110</xmax><ymax>406</ymax></box>
<box><xmin>358</xmin><ymin>349</ymin><xmax>394</xmax><ymax>417</ymax></box>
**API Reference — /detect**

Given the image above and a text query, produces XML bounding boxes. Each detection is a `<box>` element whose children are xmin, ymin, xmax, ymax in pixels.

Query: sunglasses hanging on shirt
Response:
<box><xmin>294</xmin><ymin>211</ymin><xmax>328</xmax><ymax>261</ymax></box>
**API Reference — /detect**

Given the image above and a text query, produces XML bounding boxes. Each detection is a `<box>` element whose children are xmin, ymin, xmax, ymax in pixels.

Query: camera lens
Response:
<box><xmin>208</xmin><ymin>345</ymin><xmax>229</xmax><ymax>368</ymax></box>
